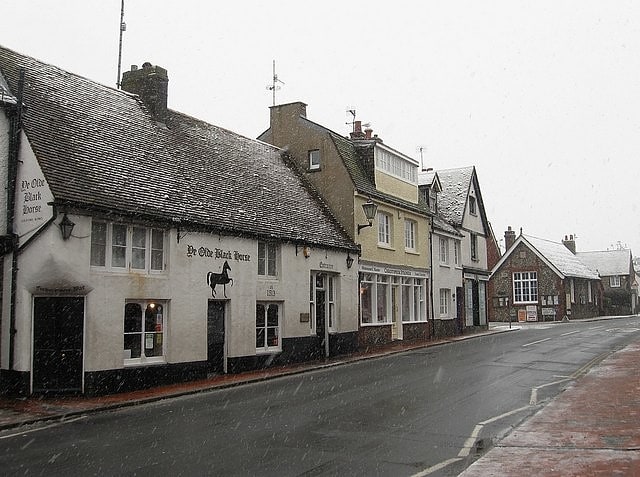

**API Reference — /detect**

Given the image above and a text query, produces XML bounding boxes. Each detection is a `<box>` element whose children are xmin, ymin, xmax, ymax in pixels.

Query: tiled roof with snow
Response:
<box><xmin>0</xmin><ymin>45</ymin><xmax>356</xmax><ymax>250</ymax></box>
<box><xmin>417</xmin><ymin>170</ymin><xmax>435</xmax><ymax>187</ymax></box>
<box><xmin>524</xmin><ymin>235</ymin><xmax>600</xmax><ymax>279</ymax></box>
<box><xmin>578</xmin><ymin>249</ymin><xmax>632</xmax><ymax>277</ymax></box>
<box><xmin>436</xmin><ymin>166</ymin><xmax>474</xmax><ymax>226</ymax></box>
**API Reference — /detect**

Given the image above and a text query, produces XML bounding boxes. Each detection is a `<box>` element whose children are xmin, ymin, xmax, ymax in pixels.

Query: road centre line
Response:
<box><xmin>560</xmin><ymin>330</ymin><xmax>581</xmax><ymax>336</ymax></box>
<box><xmin>522</xmin><ymin>337</ymin><xmax>551</xmax><ymax>347</ymax></box>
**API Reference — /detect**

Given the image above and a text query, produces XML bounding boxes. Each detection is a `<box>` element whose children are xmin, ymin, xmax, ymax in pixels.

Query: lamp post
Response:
<box><xmin>357</xmin><ymin>199</ymin><xmax>378</xmax><ymax>234</ymax></box>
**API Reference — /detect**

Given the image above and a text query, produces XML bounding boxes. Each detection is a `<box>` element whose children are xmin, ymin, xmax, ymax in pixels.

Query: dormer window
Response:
<box><xmin>309</xmin><ymin>149</ymin><xmax>321</xmax><ymax>171</ymax></box>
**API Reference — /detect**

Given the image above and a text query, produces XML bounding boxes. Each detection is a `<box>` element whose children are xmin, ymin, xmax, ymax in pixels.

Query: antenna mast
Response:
<box><xmin>266</xmin><ymin>60</ymin><xmax>285</xmax><ymax>106</ymax></box>
<box><xmin>116</xmin><ymin>0</ymin><xmax>126</xmax><ymax>89</ymax></box>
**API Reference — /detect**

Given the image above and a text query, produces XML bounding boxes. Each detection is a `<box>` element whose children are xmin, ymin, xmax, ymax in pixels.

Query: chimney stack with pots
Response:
<box><xmin>504</xmin><ymin>226</ymin><xmax>516</xmax><ymax>251</ymax></box>
<box><xmin>121</xmin><ymin>62</ymin><xmax>169</xmax><ymax>121</ymax></box>
<box><xmin>562</xmin><ymin>234</ymin><xmax>576</xmax><ymax>254</ymax></box>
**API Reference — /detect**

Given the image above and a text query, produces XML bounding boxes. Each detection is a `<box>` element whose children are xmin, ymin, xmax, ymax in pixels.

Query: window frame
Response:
<box><xmin>91</xmin><ymin>221</ymin><xmax>166</xmax><ymax>274</ymax></box>
<box><xmin>258</xmin><ymin>241</ymin><xmax>279</xmax><ymax>278</ymax></box>
<box><xmin>513</xmin><ymin>271</ymin><xmax>538</xmax><ymax>304</ymax></box>
<box><xmin>454</xmin><ymin>240</ymin><xmax>461</xmax><ymax>266</ymax></box>
<box><xmin>439</xmin><ymin>237</ymin><xmax>449</xmax><ymax>265</ymax></box>
<box><xmin>439</xmin><ymin>288</ymin><xmax>450</xmax><ymax>317</ymax></box>
<box><xmin>308</xmin><ymin>149</ymin><xmax>321</xmax><ymax>171</ymax></box>
<box><xmin>377</xmin><ymin>212</ymin><xmax>392</xmax><ymax>247</ymax></box>
<box><xmin>610</xmin><ymin>275</ymin><xmax>621</xmax><ymax>288</ymax></box>
<box><xmin>256</xmin><ymin>302</ymin><xmax>281</xmax><ymax>353</ymax></box>
<box><xmin>470</xmin><ymin>233</ymin><xmax>478</xmax><ymax>261</ymax></box>
<box><xmin>123</xmin><ymin>299</ymin><xmax>166</xmax><ymax>365</ymax></box>
<box><xmin>469</xmin><ymin>196</ymin><xmax>477</xmax><ymax>215</ymax></box>
<box><xmin>404</xmin><ymin>219</ymin><xmax>416</xmax><ymax>252</ymax></box>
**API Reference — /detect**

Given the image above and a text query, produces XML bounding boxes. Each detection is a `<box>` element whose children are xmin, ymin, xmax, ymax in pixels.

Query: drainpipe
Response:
<box><xmin>428</xmin><ymin>229</ymin><xmax>435</xmax><ymax>339</ymax></box>
<box><xmin>6</xmin><ymin>69</ymin><xmax>25</xmax><ymax>370</ymax></box>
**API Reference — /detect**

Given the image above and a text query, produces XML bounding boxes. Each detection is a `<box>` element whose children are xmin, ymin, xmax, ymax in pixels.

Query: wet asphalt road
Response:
<box><xmin>1</xmin><ymin>316</ymin><xmax>638</xmax><ymax>476</ymax></box>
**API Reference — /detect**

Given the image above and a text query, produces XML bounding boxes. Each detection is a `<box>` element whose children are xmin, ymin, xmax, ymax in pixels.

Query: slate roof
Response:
<box><xmin>0</xmin><ymin>45</ymin><xmax>357</xmax><ymax>251</ymax></box>
<box><xmin>578</xmin><ymin>249</ymin><xmax>632</xmax><ymax>277</ymax></box>
<box><xmin>524</xmin><ymin>235</ymin><xmax>600</xmax><ymax>280</ymax></box>
<box><xmin>436</xmin><ymin>166</ymin><xmax>474</xmax><ymax>226</ymax></box>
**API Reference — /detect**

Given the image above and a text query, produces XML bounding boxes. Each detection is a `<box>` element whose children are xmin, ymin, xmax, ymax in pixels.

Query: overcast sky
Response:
<box><xmin>4</xmin><ymin>1</ymin><xmax>639</xmax><ymax>256</ymax></box>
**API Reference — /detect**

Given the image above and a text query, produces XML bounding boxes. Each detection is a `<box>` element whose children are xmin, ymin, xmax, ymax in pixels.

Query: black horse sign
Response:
<box><xmin>207</xmin><ymin>261</ymin><xmax>233</xmax><ymax>298</ymax></box>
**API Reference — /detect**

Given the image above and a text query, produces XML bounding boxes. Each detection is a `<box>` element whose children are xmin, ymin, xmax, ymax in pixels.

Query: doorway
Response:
<box><xmin>32</xmin><ymin>297</ymin><xmax>84</xmax><ymax>394</ymax></box>
<box><xmin>207</xmin><ymin>300</ymin><xmax>226</xmax><ymax>374</ymax></box>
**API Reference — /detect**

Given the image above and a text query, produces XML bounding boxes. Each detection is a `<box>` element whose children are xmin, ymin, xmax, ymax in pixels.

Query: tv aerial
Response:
<box><xmin>266</xmin><ymin>60</ymin><xmax>285</xmax><ymax>106</ymax></box>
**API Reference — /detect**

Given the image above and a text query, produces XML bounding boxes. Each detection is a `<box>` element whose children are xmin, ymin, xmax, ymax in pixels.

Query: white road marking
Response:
<box><xmin>522</xmin><ymin>337</ymin><xmax>551</xmax><ymax>347</ymax></box>
<box><xmin>560</xmin><ymin>330</ymin><xmax>581</xmax><ymax>336</ymax></box>
<box><xmin>0</xmin><ymin>416</ymin><xmax>86</xmax><ymax>440</ymax></box>
<box><xmin>410</xmin><ymin>457</ymin><xmax>464</xmax><ymax>477</ymax></box>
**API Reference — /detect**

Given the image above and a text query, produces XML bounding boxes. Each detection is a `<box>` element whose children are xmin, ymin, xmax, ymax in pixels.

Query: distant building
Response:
<box><xmin>489</xmin><ymin>231</ymin><xmax>602</xmax><ymax>322</ymax></box>
<box><xmin>578</xmin><ymin>248</ymin><xmax>636</xmax><ymax>315</ymax></box>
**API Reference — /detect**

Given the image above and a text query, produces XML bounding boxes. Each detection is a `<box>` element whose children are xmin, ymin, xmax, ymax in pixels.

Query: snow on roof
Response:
<box><xmin>436</xmin><ymin>166</ymin><xmax>474</xmax><ymax>226</ymax></box>
<box><xmin>524</xmin><ymin>235</ymin><xmax>600</xmax><ymax>279</ymax></box>
<box><xmin>578</xmin><ymin>249</ymin><xmax>632</xmax><ymax>277</ymax></box>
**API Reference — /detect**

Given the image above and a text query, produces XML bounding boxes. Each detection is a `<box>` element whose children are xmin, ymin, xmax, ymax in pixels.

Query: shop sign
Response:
<box><xmin>186</xmin><ymin>244</ymin><xmax>251</xmax><ymax>262</ymax></box>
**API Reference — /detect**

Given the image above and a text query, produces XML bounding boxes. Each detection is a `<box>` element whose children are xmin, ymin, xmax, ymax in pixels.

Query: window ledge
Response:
<box><xmin>377</xmin><ymin>244</ymin><xmax>395</xmax><ymax>251</ymax></box>
<box><xmin>439</xmin><ymin>263</ymin><xmax>451</xmax><ymax>268</ymax></box>
<box><xmin>124</xmin><ymin>358</ymin><xmax>166</xmax><ymax>367</ymax></box>
<box><xmin>405</xmin><ymin>249</ymin><xmax>419</xmax><ymax>256</ymax></box>
<box><xmin>256</xmin><ymin>348</ymin><xmax>282</xmax><ymax>355</ymax></box>
<box><xmin>360</xmin><ymin>322</ymin><xmax>392</xmax><ymax>327</ymax></box>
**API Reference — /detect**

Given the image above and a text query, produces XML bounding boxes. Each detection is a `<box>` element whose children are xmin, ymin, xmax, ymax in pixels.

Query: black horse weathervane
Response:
<box><xmin>207</xmin><ymin>261</ymin><xmax>233</xmax><ymax>298</ymax></box>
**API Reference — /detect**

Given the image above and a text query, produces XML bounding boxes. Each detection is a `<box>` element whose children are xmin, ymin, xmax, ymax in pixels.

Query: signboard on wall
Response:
<box><xmin>15</xmin><ymin>140</ymin><xmax>54</xmax><ymax>245</ymax></box>
<box><xmin>526</xmin><ymin>305</ymin><xmax>538</xmax><ymax>322</ymax></box>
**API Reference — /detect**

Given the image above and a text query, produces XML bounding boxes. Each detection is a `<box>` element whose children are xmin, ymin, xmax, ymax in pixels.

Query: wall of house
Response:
<box><xmin>266</xmin><ymin>103</ymin><xmax>356</xmax><ymax>237</ymax></box>
<box><xmin>431</xmin><ymin>230</ymin><xmax>463</xmax><ymax>337</ymax></box>
<box><xmin>601</xmin><ymin>274</ymin><xmax>633</xmax><ymax>315</ymax></box>
<box><xmin>2</xmin><ymin>212</ymin><xmax>359</xmax><ymax>395</ymax></box>
<box><xmin>375</xmin><ymin>171</ymin><xmax>418</xmax><ymax>204</ymax></box>
<box><xmin>358</xmin><ymin>200</ymin><xmax>429</xmax><ymax>270</ymax></box>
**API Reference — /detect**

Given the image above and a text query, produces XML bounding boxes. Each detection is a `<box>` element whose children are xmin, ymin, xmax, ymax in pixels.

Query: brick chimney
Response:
<box><xmin>562</xmin><ymin>234</ymin><xmax>576</xmax><ymax>254</ymax></box>
<box><xmin>121</xmin><ymin>62</ymin><xmax>169</xmax><ymax>121</ymax></box>
<box><xmin>504</xmin><ymin>226</ymin><xmax>516</xmax><ymax>251</ymax></box>
<box><xmin>350</xmin><ymin>120</ymin><xmax>366</xmax><ymax>139</ymax></box>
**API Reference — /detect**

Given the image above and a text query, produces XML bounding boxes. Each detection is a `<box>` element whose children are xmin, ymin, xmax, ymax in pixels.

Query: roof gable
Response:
<box><xmin>492</xmin><ymin>234</ymin><xmax>600</xmax><ymax>280</ymax></box>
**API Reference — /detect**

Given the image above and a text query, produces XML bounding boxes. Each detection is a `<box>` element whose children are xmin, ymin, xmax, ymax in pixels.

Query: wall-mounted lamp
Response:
<box><xmin>357</xmin><ymin>199</ymin><xmax>378</xmax><ymax>234</ymax></box>
<box><xmin>59</xmin><ymin>213</ymin><xmax>75</xmax><ymax>240</ymax></box>
<box><xmin>303</xmin><ymin>246</ymin><xmax>311</xmax><ymax>258</ymax></box>
<box><xmin>346</xmin><ymin>253</ymin><xmax>354</xmax><ymax>269</ymax></box>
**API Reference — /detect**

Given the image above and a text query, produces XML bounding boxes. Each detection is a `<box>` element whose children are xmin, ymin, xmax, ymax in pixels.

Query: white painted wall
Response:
<box><xmin>4</xmin><ymin>214</ymin><xmax>359</xmax><ymax>374</ymax></box>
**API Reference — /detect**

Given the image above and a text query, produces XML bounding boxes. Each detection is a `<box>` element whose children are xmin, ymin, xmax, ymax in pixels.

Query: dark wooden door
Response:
<box><xmin>207</xmin><ymin>300</ymin><xmax>225</xmax><ymax>373</ymax></box>
<box><xmin>33</xmin><ymin>297</ymin><xmax>84</xmax><ymax>393</ymax></box>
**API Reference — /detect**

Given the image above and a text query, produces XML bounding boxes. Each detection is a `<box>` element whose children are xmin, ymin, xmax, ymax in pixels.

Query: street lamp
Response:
<box><xmin>59</xmin><ymin>213</ymin><xmax>75</xmax><ymax>240</ymax></box>
<box><xmin>357</xmin><ymin>199</ymin><xmax>378</xmax><ymax>234</ymax></box>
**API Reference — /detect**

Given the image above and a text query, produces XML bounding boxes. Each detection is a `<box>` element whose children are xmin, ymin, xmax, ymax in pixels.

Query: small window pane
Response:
<box><xmin>112</xmin><ymin>224</ymin><xmax>127</xmax><ymax>268</ymax></box>
<box><xmin>124</xmin><ymin>303</ymin><xmax>142</xmax><ymax>332</ymax></box>
<box><xmin>90</xmin><ymin>222</ymin><xmax>107</xmax><ymax>266</ymax></box>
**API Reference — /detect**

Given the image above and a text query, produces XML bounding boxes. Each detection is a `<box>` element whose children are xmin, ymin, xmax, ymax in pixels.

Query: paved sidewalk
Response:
<box><xmin>0</xmin><ymin>326</ymin><xmax>510</xmax><ymax>431</ymax></box>
<box><xmin>460</xmin><ymin>339</ymin><xmax>640</xmax><ymax>476</ymax></box>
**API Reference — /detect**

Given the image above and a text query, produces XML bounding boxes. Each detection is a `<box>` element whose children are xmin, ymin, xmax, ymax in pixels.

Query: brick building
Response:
<box><xmin>489</xmin><ymin>230</ymin><xmax>602</xmax><ymax>322</ymax></box>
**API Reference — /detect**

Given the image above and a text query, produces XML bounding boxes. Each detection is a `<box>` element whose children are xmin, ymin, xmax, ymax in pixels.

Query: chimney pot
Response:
<box><xmin>504</xmin><ymin>226</ymin><xmax>516</xmax><ymax>251</ymax></box>
<box><xmin>364</xmin><ymin>128</ymin><xmax>372</xmax><ymax>139</ymax></box>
